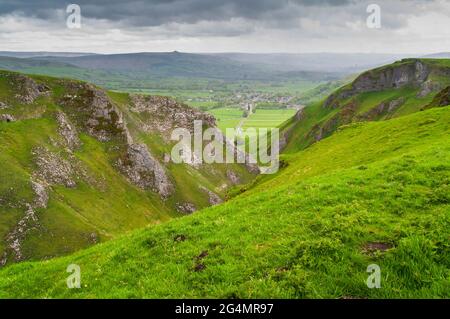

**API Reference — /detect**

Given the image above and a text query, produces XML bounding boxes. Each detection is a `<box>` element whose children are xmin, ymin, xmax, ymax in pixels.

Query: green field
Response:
<box><xmin>242</xmin><ymin>109</ymin><xmax>297</xmax><ymax>129</ymax></box>
<box><xmin>208</xmin><ymin>108</ymin><xmax>244</xmax><ymax>132</ymax></box>
<box><xmin>209</xmin><ymin>108</ymin><xmax>297</xmax><ymax>133</ymax></box>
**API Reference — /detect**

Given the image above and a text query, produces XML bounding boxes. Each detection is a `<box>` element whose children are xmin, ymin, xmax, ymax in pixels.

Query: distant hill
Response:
<box><xmin>422</xmin><ymin>52</ymin><xmax>450</xmax><ymax>59</ymax></box>
<box><xmin>36</xmin><ymin>51</ymin><xmax>337</xmax><ymax>81</ymax></box>
<box><xmin>0</xmin><ymin>52</ymin><xmax>94</xmax><ymax>59</ymax></box>
<box><xmin>0</xmin><ymin>53</ymin><xmax>339</xmax><ymax>93</ymax></box>
<box><xmin>214</xmin><ymin>53</ymin><xmax>416</xmax><ymax>73</ymax></box>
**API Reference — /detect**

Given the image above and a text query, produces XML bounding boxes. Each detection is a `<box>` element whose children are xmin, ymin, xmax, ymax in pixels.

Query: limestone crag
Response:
<box><xmin>325</xmin><ymin>60</ymin><xmax>430</xmax><ymax>109</ymax></box>
<box><xmin>118</xmin><ymin>143</ymin><xmax>173</xmax><ymax>198</ymax></box>
<box><xmin>56</xmin><ymin>111</ymin><xmax>81</xmax><ymax>150</ymax></box>
<box><xmin>11</xmin><ymin>74</ymin><xmax>49</xmax><ymax>104</ymax></box>
<box><xmin>130</xmin><ymin>94</ymin><xmax>216</xmax><ymax>138</ymax></box>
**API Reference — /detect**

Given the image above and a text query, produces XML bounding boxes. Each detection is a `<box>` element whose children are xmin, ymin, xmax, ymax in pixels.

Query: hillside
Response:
<box><xmin>282</xmin><ymin>58</ymin><xmax>450</xmax><ymax>153</ymax></box>
<box><xmin>0</xmin><ymin>70</ymin><xmax>256</xmax><ymax>265</ymax></box>
<box><xmin>0</xmin><ymin>105</ymin><xmax>448</xmax><ymax>298</ymax></box>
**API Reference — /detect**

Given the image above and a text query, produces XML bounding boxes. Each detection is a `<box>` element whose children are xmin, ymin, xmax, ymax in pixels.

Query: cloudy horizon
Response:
<box><xmin>0</xmin><ymin>0</ymin><xmax>449</xmax><ymax>54</ymax></box>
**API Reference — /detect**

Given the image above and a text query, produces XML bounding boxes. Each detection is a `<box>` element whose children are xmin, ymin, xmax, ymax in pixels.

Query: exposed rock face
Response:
<box><xmin>0</xmin><ymin>114</ymin><xmax>15</xmax><ymax>122</ymax></box>
<box><xmin>1</xmin><ymin>179</ymin><xmax>48</xmax><ymax>266</ymax></box>
<box><xmin>360</xmin><ymin>97</ymin><xmax>405</xmax><ymax>120</ymax></box>
<box><xmin>2</xmin><ymin>204</ymin><xmax>38</xmax><ymax>264</ymax></box>
<box><xmin>325</xmin><ymin>60</ymin><xmax>430</xmax><ymax>109</ymax></box>
<box><xmin>11</xmin><ymin>74</ymin><xmax>49</xmax><ymax>104</ymax></box>
<box><xmin>59</xmin><ymin>83</ymin><xmax>128</xmax><ymax>142</ymax></box>
<box><xmin>32</xmin><ymin>147</ymin><xmax>76</xmax><ymax>188</ymax></box>
<box><xmin>0</xmin><ymin>101</ymin><xmax>8</xmax><ymax>109</ymax></box>
<box><xmin>31</xmin><ymin>181</ymin><xmax>49</xmax><ymax>209</ymax></box>
<box><xmin>424</xmin><ymin>86</ymin><xmax>450</xmax><ymax>109</ymax></box>
<box><xmin>56</xmin><ymin>111</ymin><xmax>80</xmax><ymax>150</ymax></box>
<box><xmin>130</xmin><ymin>94</ymin><xmax>258</xmax><ymax>176</ymax></box>
<box><xmin>226</xmin><ymin>169</ymin><xmax>241</xmax><ymax>185</ymax></box>
<box><xmin>418</xmin><ymin>80</ymin><xmax>442</xmax><ymax>98</ymax></box>
<box><xmin>176</xmin><ymin>202</ymin><xmax>197</xmax><ymax>214</ymax></box>
<box><xmin>60</xmin><ymin>85</ymin><xmax>173</xmax><ymax>198</ymax></box>
<box><xmin>130</xmin><ymin>94</ymin><xmax>216</xmax><ymax>138</ymax></box>
<box><xmin>118</xmin><ymin>143</ymin><xmax>173</xmax><ymax>198</ymax></box>
<box><xmin>200</xmin><ymin>186</ymin><xmax>223</xmax><ymax>205</ymax></box>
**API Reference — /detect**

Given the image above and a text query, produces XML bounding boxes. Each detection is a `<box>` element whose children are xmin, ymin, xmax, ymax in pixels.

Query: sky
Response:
<box><xmin>0</xmin><ymin>0</ymin><xmax>449</xmax><ymax>54</ymax></box>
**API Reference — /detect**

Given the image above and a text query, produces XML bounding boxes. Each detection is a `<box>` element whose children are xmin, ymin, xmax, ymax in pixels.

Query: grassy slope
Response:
<box><xmin>0</xmin><ymin>106</ymin><xmax>448</xmax><ymax>298</ymax></box>
<box><xmin>0</xmin><ymin>70</ymin><xmax>254</xmax><ymax>263</ymax></box>
<box><xmin>283</xmin><ymin>59</ymin><xmax>450</xmax><ymax>154</ymax></box>
<box><xmin>0</xmin><ymin>73</ymin><xmax>174</xmax><ymax>261</ymax></box>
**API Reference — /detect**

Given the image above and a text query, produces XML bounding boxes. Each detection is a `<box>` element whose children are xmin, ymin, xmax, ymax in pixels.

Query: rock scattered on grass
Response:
<box><xmin>174</xmin><ymin>234</ymin><xmax>187</xmax><ymax>242</ymax></box>
<box><xmin>176</xmin><ymin>202</ymin><xmax>197</xmax><ymax>214</ymax></box>
<box><xmin>362</xmin><ymin>242</ymin><xmax>393</xmax><ymax>255</ymax></box>
<box><xmin>0</xmin><ymin>114</ymin><xmax>15</xmax><ymax>122</ymax></box>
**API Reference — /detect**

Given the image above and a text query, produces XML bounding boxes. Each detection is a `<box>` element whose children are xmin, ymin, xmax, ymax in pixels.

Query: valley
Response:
<box><xmin>0</xmin><ymin>55</ymin><xmax>449</xmax><ymax>299</ymax></box>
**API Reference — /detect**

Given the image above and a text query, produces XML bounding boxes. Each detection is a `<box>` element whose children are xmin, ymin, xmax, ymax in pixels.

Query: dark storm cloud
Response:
<box><xmin>0</xmin><ymin>0</ymin><xmax>354</xmax><ymax>26</ymax></box>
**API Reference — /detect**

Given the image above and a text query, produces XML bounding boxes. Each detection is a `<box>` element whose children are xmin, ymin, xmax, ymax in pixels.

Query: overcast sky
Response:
<box><xmin>0</xmin><ymin>0</ymin><xmax>449</xmax><ymax>54</ymax></box>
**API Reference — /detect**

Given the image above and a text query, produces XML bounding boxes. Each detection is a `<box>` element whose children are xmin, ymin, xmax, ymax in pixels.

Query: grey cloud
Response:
<box><xmin>0</xmin><ymin>0</ymin><xmax>446</xmax><ymax>44</ymax></box>
<box><xmin>0</xmin><ymin>0</ymin><xmax>354</xmax><ymax>27</ymax></box>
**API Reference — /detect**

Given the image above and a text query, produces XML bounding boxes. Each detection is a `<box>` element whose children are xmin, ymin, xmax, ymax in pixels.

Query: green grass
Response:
<box><xmin>208</xmin><ymin>108</ymin><xmax>244</xmax><ymax>132</ymax></box>
<box><xmin>242</xmin><ymin>109</ymin><xmax>297</xmax><ymax>130</ymax></box>
<box><xmin>0</xmin><ymin>106</ymin><xmax>448</xmax><ymax>298</ymax></box>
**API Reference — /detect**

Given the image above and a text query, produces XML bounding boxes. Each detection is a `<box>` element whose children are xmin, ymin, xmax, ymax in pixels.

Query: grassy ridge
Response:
<box><xmin>282</xmin><ymin>59</ymin><xmax>450</xmax><ymax>153</ymax></box>
<box><xmin>0</xmin><ymin>106</ymin><xmax>448</xmax><ymax>298</ymax></box>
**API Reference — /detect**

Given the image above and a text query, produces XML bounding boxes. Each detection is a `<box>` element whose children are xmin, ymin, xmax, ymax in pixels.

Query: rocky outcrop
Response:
<box><xmin>1</xmin><ymin>179</ymin><xmax>48</xmax><ymax>266</ymax></box>
<box><xmin>417</xmin><ymin>80</ymin><xmax>442</xmax><ymax>98</ymax></box>
<box><xmin>130</xmin><ymin>94</ymin><xmax>216</xmax><ymax>138</ymax></box>
<box><xmin>11</xmin><ymin>74</ymin><xmax>49</xmax><ymax>104</ymax></box>
<box><xmin>226</xmin><ymin>169</ymin><xmax>241</xmax><ymax>185</ymax></box>
<box><xmin>56</xmin><ymin>111</ymin><xmax>80</xmax><ymax>150</ymax></box>
<box><xmin>32</xmin><ymin>147</ymin><xmax>76</xmax><ymax>188</ymax></box>
<box><xmin>279</xmin><ymin>108</ymin><xmax>305</xmax><ymax>151</ymax></box>
<box><xmin>0</xmin><ymin>114</ymin><xmax>15</xmax><ymax>122</ymax></box>
<box><xmin>324</xmin><ymin>60</ymin><xmax>430</xmax><ymax>109</ymax></box>
<box><xmin>423</xmin><ymin>86</ymin><xmax>450</xmax><ymax>110</ymax></box>
<box><xmin>31</xmin><ymin>181</ymin><xmax>49</xmax><ymax>209</ymax></box>
<box><xmin>0</xmin><ymin>101</ymin><xmax>8</xmax><ymax>109</ymax></box>
<box><xmin>176</xmin><ymin>202</ymin><xmax>197</xmax><ymax>214</ymax></box>
<box><xmin>59</xmin><ymin>84</ymin><xmax>174</xmax><ymax>198</ymax></box>
<box><xmin>59</xmin><ymin>83</ymin><xmax>128</xmax><ymax>142</ymax></box>
<box><xmin>1</xmin><ymin>204</ymin><xmax>38</xmax><ymax>264</ymax></box>
<box><xmin>360</xmin><ymin>97</ymin><xmax>405</xmax><ymax>120</ymax></box>
<box><xmin>118</xmin><ymin>143</ymin><xmax>173</xmax><ymax>198</ymax></box>
<box><xmin>200</xmin><ymin>186</ymin><xmax>223</xmax><ymax>205</ymax></box>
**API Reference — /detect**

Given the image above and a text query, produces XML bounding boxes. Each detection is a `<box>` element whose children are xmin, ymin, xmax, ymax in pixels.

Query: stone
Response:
<box><xmin>0</xmin><ymin>114</ymin><xmax>15</xmax><ymax>122</ymax></box>
<box><xmin>118</xmin><ymin>143</ymin><xmax>173</xmax><ymax>198</ymax></box>
<box><xmin>33</xmin><ymin>147</ymin><xmax>76</xmax><ymax>188</ymax></box>
<box><xmin>226</xmin><ymin>169</ymin><xmax>241</xmax><ymax>185</ymax></box>
<box><xmin>176</xmin><ymin>202</ymin><xmax>197</xmax><ymax>214</ymax></box>
<box><xmin>56</xmin><ymin>111</ymin><xmax>80</xmax><ymax>150</ymax></box>
<box><xmin>31</xmin><ymin>180</ymin><xmax>48</xmax><ymax>209</ymax></box>
<box><xmin>200</xmin><ymin>186</ymin><xmax>223</xmax><ymax>205</ymax></box>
